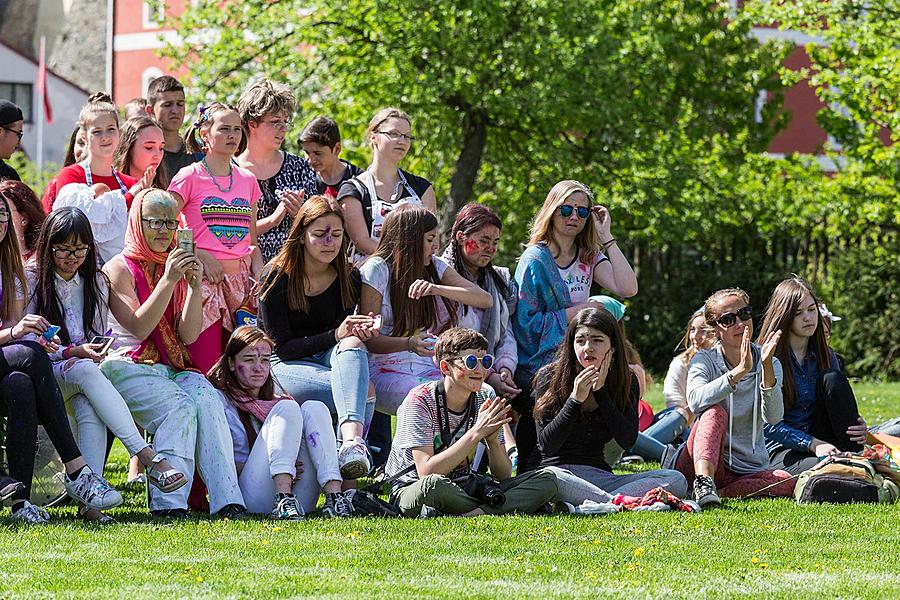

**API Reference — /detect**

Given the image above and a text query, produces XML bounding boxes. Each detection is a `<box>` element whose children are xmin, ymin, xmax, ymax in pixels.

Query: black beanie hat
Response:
<box><xmin>0</xmin><ymin>100</ymin><xmax>24</xmax><ymax>126</ymax></box>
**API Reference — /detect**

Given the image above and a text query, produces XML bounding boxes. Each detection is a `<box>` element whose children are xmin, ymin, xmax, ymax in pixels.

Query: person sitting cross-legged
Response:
<box><xmin>385</xmin><ymin>327</ymin><xmax>557</xmax><ymax>517</ymax></box>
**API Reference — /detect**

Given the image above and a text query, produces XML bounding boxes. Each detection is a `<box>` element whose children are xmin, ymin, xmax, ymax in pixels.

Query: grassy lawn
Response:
<box><xmin>1</xmin><ymin>381</ymin><xmax>898</xmax><ymax>599</ymax></box>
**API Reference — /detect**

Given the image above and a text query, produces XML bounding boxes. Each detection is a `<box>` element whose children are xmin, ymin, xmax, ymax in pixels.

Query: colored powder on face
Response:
<box><xmin>463</xmin><ymin>238</ymin><xmax>479</xmax><ymax>256</ymax></box>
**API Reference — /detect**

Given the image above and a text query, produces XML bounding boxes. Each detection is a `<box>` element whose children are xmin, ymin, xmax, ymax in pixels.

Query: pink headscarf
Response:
<box><xmin>123</xmin><ymin>188</ymin><xmax>175</xmax><ymax>265</ymax></box>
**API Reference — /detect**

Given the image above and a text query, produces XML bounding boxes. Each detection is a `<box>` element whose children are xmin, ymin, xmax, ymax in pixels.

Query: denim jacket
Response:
<box><xmin>764</xmin><ymin>348</ymin><xmax>838</xmax><ymax>453</ymax></box>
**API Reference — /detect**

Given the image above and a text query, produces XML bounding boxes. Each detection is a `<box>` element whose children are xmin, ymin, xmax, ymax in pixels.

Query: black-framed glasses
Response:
<box><xmin>558</xmin><ymin>204</ymin><xmax>590</xmax><ymax>219</ymax></box>
<box><xmin>141</xmin><ymin>217</ymin><xmax>179</xmax><ymax>231</ymax></box>
<box><xmin>452</xmin><ymin>354</ymin><xmax>494</xmax><ymax>370</ymax></box>
<box><xmin>715</xmin><ymin>306</ymin><xmax>753</xmax><ymax>328</ymax></box>
<box><xmin>51</xmin><ymin>246</ymin><xmax>91</xmax><ymax>259</ymax></box>
<box><xmin>375</xmin><ymin>130</ymin><xmax>416</xmax><ymax>142</ymax></box>
<box><xmin>1</xmin><ymin>126</ymin><xmax>23</xmax><ymax>141</ymax></box>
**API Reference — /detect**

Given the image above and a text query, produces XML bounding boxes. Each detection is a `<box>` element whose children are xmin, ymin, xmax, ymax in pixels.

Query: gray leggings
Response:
<box><xmin>548</xmin><ymin>464</ymin><xmax>688</xmax><ymax>504</ymax></box>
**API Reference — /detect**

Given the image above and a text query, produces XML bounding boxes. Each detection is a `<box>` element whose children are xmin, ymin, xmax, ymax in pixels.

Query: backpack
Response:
<box><xmin>794</xmin><ymin>455</ymin><xmax>900</xmax><ymax>504</ymax></box>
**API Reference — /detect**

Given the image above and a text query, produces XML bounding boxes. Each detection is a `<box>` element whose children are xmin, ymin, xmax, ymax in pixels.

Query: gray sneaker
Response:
<box><xmin>323</xmin><ymin>491</ymin><xmax>353</xmax><ymax>518</ymax></box>
<box><xmin>64</xmin><ymin>467</ymin><xmax>123</xmax><ymax>510</ymax></box>
<box><xmin>12</xmin><ymin>501</ymin><xmax>50</xmax><ymax>524</ymax></box>
<box><xmin>693</xmin><ymin>474</ymin><xmax>722</xmax><ymax>508</ymax></box>
<box><xmin>271</xmin><ymin>494</ymin><xmax>304</xmax><ymax>521</ymax></box>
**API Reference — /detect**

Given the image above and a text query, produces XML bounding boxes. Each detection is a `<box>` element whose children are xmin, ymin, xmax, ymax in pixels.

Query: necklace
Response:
<box><xmin>201</xmin><ymin>157</ymin><xmax>234</xmax><ymax>193</ymax></box>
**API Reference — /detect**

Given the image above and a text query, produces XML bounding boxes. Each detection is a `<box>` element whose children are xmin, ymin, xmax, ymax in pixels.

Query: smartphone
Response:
<box><xmin>42</xmin><ymin>324</ymin><xmax>61</xmax><ymax>342</ymax></box>
<box><xmin>175</xmin><ymin>228</ymin><xmax>194</xmax><ymax>253</ymax></box>
<box><xmin>372</xmin><ymin>314</ymin><xmax>383</xmax><ymax>331</ymax></box>
<box><xmin>88</xmin><ymin>335</ymin><xmax>116</xmax><ymax>354</ymax></box>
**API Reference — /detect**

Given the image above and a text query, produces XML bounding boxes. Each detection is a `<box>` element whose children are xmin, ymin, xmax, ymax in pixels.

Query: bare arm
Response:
<box><xmin>338</xmin><ymin>195</ymin><xmax>378</xmax><ymax>256</ymax></box>
<box><xmin>435</xmin><ymin>266</ymin><xmax>492</xmax><ymax>308</ymax></box>
<box><xmin>592</xmin><ymin>249</ymin><xmax>638</xmax><ymax>298</ymax></box>
<box><xmin>358</xmin><ymin>283</ymin><xmax>412</xmax><ymax>354</ymax></box>
<box><xmin>421</xmin><ymin>185</ymin><xmax>437</xmax><ymax>214</ymax></box>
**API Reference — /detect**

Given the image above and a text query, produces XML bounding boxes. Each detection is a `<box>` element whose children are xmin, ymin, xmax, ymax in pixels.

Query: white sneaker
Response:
<box><xmin>64</xmin><ymin>467</ymin><xmax>123</xmax><ymax>510</ymax></box>
<box><xmin>12</xmin><ymin>501</ymin><xmax>50</xmax><ymax>524</ymax></box>
<box><xmin>338</xmin><ymin>437</ymin><xmax>371</xmax><ymax>479</ymax></box>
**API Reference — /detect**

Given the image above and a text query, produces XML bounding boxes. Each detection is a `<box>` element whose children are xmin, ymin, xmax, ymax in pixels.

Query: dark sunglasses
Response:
<box><xmin>452</xmin><ymin>354</ymin><xmax>494</xmax><ymax>370</ymax></box>
<box><xmin>558</xmin><ymin>204</ymin><xmax>591</xmax><ymax>219</ymax></box>
<box><xmin>715</xmin><ymin>306</ymin><xmax>753</xmax><ymax>328</ymax></box>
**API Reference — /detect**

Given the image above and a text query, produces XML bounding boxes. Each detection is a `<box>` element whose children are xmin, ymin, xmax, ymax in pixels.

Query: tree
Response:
<box><xmin>165</xmin><ymin>0</ymin><xmax>788</xmax><ymax>252</ymax></box>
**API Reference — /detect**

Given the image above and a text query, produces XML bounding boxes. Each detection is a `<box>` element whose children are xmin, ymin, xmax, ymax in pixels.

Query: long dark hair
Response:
<box><xmin>259</xmin><ymin>195</ymin><xmax>356</xmax><ymax>313</ymax></box>
<box><xmin>0</xmin><ymin>180</ymin><xmax>46</xmax><ymax>255</ymax></box>
<box><xmin>0</xmin><ymin>193</ymin><xmax>26</xmax><ymax>322</ymax></box>
<box><xmin>369</xmin><ymin>204</ymin><xmax>456</xmax><ymax>336</ymax></box>
<box><xmin>533</xmin><ymin>307</ymin><xmax>631</xmax><ymax>421</ymax></box>
<box><xmin>207</xmin><ymin>326</ymin><xmax>278</xmax><ymax>402</ymax></box>
<box><xmin>758</xmin><ymin>276</ymin><xmax>832</xmax><ymax>410</ymax></box>
<box><xmin>31</xmin><ymin>207</ymin><xmax>107</xmax><ymax>345</ymax></box>
<box><xmin>444</xmin><ymin>203</ymin><xmax>508</xmax><ymax>305</ymax></box>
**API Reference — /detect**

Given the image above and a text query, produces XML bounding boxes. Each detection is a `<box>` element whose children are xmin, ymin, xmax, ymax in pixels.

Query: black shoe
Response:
<box><xmin>693</xmin><ymin>474</ymin><xmax>722</xmax><ymax>508</ymax></box>
<box><xmin>0</xmin><ymin>475</ymin><xmax>24</xmax><ymax>503</ymax></box>
<box><xmin>418</xmin><ymin>505</ymin><xmax>444</xmax><ymax>519</ymax></box>
<box><xmin>150</xmin><ymin>508</ymin><xmax>192</xmax><ymax>520</ymax></box>
<box><xmin>216</xmin><ymin>503</ymin><xmax>250</xmax><ymax>520</ymax></box>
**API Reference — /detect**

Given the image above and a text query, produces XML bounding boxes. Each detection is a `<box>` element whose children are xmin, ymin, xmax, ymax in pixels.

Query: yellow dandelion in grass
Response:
<box><xmin>759</xmin><ymin>564</ymin><xmax>768</xmax><ymax>570</ymax></box>
<box><xmin>543</xmin><ymin>526</ymin><xmax>552</xmax><ymax>534</ymax></box>
<box><xmin>585</xmin><ymin>570</ymin><xmax>597</xmax><ymax>580</ymax></box>
<box><xmin>751</xmin><ymin>557</ymin><xmax>759</xmax><ymax>564</ymax></box>
<box><xmin>633</xmin><ymin>547</ymin><xmax>645</xmax><ymax>558</ymax></box>
<box><xmin>515</xmin><ymin>555</ymin><xmax>525</xmax><ymax>562</ymax></box>
<box><xmin>593</xmin><ymin>539</ymin><xmax>602</xmax><ymax>545</ymax></box>
<box><xmin>272</xmin><ymin>526</ymin><xmax>283</xmax><ymax>532</ymax></box>
<box><xmin>261</xmin><ymin>539</ymin><xmax>269</xmax><ymax>546</ymax></box>
<box><xmin>348</xmin><ymin>530</ymin><xmax>361</xmax><ymax>539</ymax></box>
<box><xmin>627</xmin><ymin>563</ymin><xmax>637</xmax><ymax>571</ymax></box>
<box><xmin>196</xmin><ymin>576</ymin><xmax>204</xmax><ymax>583</ymax></box>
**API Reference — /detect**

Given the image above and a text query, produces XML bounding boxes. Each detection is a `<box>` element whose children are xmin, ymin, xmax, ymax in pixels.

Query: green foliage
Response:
<box><xmin>5</xmin><ymin>151</ymin><xmax>57</xmax><ymax>197</ymax></box>
<box><xmin>827</xmin><ymin>236</ymin><xmax>900</xmax><ymax>380</ymax></box>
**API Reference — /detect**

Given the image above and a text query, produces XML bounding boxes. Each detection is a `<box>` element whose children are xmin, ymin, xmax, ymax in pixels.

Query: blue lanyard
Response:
<box><xmin>82</xmin><ymin>161</ymin><xmax>128</xmax><ymax>194</ymax></box>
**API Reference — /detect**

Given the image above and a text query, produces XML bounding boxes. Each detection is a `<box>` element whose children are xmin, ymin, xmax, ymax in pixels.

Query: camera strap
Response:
<box><xmin>435</xmin><ymin>381</ymin><xmax>478</xmax><ymax>451</ymax></box>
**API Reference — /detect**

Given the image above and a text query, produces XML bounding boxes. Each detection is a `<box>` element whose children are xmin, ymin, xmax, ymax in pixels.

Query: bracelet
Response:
<box><xmin>406</xmin><ymin>336</ymin><xmax>413</xmax><ymax>352</ymax></box>
<box><xmin>8</xmin><ymin>327</ymin><xmax>17</xmax><ymax>340</ymax></box>
<box><xmin>62</xmin><ymin>344</ymin><xmax>76</xmax><ymax>359</ymax></box>
<box><xmin>726</xmin><ymin>371</ymin><xmax>736</xmax><ymax>389</ymax></box>
<box><xmin>601</xmin><ymin>238</ymin><xmax>617</xmax><ymax>251</ymax></box>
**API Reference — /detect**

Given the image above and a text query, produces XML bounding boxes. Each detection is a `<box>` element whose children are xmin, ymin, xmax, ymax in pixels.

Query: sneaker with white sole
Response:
<box><xmin>0</xmin><ymin>474</ymin><xmax>24</xmax><ymax>503</ymax></box>
<box><xmin>64</xmin><ymin>467</ymin><xmax>123</xmax><ymax>510</ymax></box>
<box><xmin>271</xmin><ymin>494</ymin><xmax>304</xmax><ymax>521</ymax></box>
<box><xmin>322</xmin><ymin>491</ymin><xmax>353</xmax><ymax>517</ymax></box>
<box><xmin>338</xmin><ymin>437</ymin><xmax>371</xmax><ymax>479</ymax></box>
<box><xmin>693</xmin><ymin>474</ymin><xmax>722</xmax><ymax>508</ymax></box>
<box><xmin>11</xmin><ymin>501</ymin><xmax>50</xmax><ymax>524</ymax></box>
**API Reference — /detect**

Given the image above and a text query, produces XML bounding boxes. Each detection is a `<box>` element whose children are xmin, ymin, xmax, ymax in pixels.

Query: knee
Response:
<box><xmin>662</xmin><ymin>469</ymin><xmax>689</xmax><ymax>497</ymax></box>
<box><xmin>62</xmin><ymin>358</ymin><xmax>100</xmax><ymax>380</ymax></box>
<box><xmin>699</xmin><ymin>404</ymin><xmax>727</xmax><ymax>428</ymax></box>
<box><xmin>336</xmin><ymin>336</ymin><xmax>368</xmax><ymax>352</ymax></box>
<box><xmin>419</xmin><ymin>474</ymin><xmax>455</xmax><ymax>503</ymax></box>
<box><xmin>529</xmin><ymin>468</ymin><xmax>559</xmax><ymax>496</ymax></box>
<box><xmin>270</xmin><ymin>398</ymin><xmax>302</xmax><ymax>420</ymax></box>
<box><xmin>819</xmin><ymin>369</ymin><xmax>851</xmax><ymax>400</ymax></box>
<box><xmin>299</xmin><ymin>399</ymin><xmax>331</xmax><ymax>424</ymax></box>
<box><xmin>1</xmin><ymin>372</ymin><xmax>36</xmax><ymax>404</ymax></box>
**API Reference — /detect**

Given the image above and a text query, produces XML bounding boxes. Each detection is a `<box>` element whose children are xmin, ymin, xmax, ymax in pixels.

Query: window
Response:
<box><xmin>0</xmin><ymin>82</ymin><xmax>33</xmax><ymax>123</ymax></box>
<box><xmin>142</xmin><ymin>67</ymin><xmax>164</xmax><ymax>97</ymax></box>
<box><xmin>143</xmin><ymin>0</ymin><xmax>167</xmax><ymax>28</ymax></box>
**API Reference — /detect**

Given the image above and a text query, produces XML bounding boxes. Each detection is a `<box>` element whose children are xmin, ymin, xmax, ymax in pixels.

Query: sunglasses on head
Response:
<box><xmin>715</xmin><ymin>306</ymin><xmax>753</xmax><ymax>328</ymax></box>
<box><xmin>558</xmin><ymin>204</ymin><xmax>591</xmax><ymax>219</ymax></box>
<box><xmin>452</xmin><ymin>354</ymin><xmax>494</xmax><ymax>370</ymax></box>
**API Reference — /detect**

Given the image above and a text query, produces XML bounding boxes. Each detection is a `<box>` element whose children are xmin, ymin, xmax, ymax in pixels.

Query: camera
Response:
<box><xmin>459</xmin><ymin>472</ymin><xmax>505</xmax><ymax>508</ymax></box>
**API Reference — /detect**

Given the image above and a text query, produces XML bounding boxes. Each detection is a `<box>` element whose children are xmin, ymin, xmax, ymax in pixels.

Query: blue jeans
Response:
<box><xmin>630</xmin><ymin>407</ymin><xmax>689</xmax><ymax>461</ymax></box>
<box><xmin>271</xmin><ymin>345</ymin><xmax>375</xmax><ymax>433</ymax></box>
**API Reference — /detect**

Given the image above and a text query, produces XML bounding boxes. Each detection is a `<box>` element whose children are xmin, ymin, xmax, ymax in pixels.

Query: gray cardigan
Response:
<box><xmin>687</xmin><ymin>344</ymin><xmax>784</xmax><ymax>474</ymax></box>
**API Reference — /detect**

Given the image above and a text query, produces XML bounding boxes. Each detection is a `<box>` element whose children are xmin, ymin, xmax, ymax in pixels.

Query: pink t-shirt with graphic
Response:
<box><xmin>168</xmin><ymin>162</ymin><xmax>261</xmax><ymax>260</ymax></box>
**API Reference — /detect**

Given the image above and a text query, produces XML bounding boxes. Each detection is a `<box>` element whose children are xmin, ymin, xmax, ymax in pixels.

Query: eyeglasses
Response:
<box><xmin>51</xmin><ymin>246</ymin><xmax>91</xmax><ymax>259</ymax></box>
<box><xmin>1</xmin><ymin>126</ymin><xmax>23</xmax><ymax>141</ymax></box>
<box><xmin>261</xmin><ymin>119</ymin><xmax>292</xmax><ymax>130</ymax></box>
<box><xmin>141</xmin><ymin>217</ymin><xmax>179</xmax><ymax>231</ymax></box>
<box><xmin>558</xmin><ymin>204</ymin><xmax>591</xmax><ymax>219</ymax></box>
<box><xmin>375</xmin><ymin>130</ymin><xmax>416</xmax><ymax>142</ymax></box>
<box><xmin>714</xmin><ymin>306</ymin><xmax>753</xmax><ymax>328</ymax></box>
<box><xmin>452</xmin><ymin>354</ymin><xmax>494</xmax><ymax>370</ymax></box>
<box><xmin>0</xmin><ymin>212</ymin><xmax>9</xmax><ymax>223</ymax></box>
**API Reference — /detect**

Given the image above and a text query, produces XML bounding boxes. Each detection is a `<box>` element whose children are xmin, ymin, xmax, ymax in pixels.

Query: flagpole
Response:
<box><xmin>36</xmin><ymin>35</ymin><xmax>45</xmax><ymax>187</ymax></box>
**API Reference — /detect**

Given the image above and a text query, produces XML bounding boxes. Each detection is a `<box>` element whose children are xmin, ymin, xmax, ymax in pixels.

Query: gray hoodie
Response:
<box><xmin>687</xmin><ymin>344</ymin><xmax>784</xmax><ymax>474</ymax></box>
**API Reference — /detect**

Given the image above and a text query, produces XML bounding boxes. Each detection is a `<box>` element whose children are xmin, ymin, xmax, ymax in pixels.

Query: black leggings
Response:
<box><xmin>0</xmin><ymin>341</ymin><xmax>81</xmax><ymax>501</ymax></box>
<box><xmin>510</xmin><ymin>368</ymin><xmax>538</xmax><ymax>472</ymax></box>
<box><xmin>769</xmin><ymin>369</ymin><xmax>863</xmax><ymax>475</ymax></box>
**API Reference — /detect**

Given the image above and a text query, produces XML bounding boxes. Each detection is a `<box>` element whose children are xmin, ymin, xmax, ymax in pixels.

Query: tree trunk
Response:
<box><xmin>443</xmin><ymin>109</ymin><xmax>488</xmax><ymax>238</ymax></box>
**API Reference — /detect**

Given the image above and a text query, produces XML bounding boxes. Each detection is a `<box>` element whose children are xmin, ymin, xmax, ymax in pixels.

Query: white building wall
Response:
<box><xmin>0</xmin><ymin>45</ymin><xmax>88</xmax><ymax>167</ymax></box>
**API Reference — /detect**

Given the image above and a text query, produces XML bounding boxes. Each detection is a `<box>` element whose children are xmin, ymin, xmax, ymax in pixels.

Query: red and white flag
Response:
<box><xmin>37</xmin><ymin>37</ymin><xmax>53</xmax><ymax>124</ymax></box>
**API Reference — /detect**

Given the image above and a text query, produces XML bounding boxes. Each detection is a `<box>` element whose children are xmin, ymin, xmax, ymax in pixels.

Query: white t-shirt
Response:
<box><xmin>360</xmin><ymin>254</ymin><xmax>450</xmax><ymax>367</ymax></box>
<box><xmin>557</xmin><ymin>252</ymin><xmax>608</xmax><ymax>304</ymax></box>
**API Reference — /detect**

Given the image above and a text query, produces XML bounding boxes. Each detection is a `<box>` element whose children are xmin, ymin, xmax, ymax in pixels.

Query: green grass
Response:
<box><xmin>1</xmin><ymin>382</ymin><xmax>899</xmax><ymax>599</ymax></box>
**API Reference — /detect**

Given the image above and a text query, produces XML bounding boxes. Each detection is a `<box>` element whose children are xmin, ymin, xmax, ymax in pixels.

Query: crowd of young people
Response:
<box><xmin>0</xmin><ymin>75</ymin><xmax>894</xmax><ymax>524</ymax></box>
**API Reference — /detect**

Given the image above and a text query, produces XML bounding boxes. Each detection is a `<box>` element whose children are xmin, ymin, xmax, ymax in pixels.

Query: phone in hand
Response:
<box><xmin>42</xmin><ymin>325</ymin><xmax>61</xmax><ymax>342</ymax></box>
<box><xmin>372</xmin><ymin>314</ymin><xmax>383</xmax><ymax>331</ymax></box>
<box><xmin>88</xmin><ymin>335</ymin><xmax>116</xmax><ymax>354</ymax></box>
<box><xmin>175</xmin><ymin>228</ymin><xmax>194</xmax><ymax>253</ymax></box>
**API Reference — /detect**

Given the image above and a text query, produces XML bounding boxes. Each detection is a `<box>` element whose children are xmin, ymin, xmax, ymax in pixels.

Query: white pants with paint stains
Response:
<box><xmin>54</xmin><ymin>357</ymin><xmax>149</xmax><ymax>474</ymax></box>
<box><xmin>100</xmin><ymin>359</ymin><xmax>244</xmax><ymax>513</ymax></box>
<box><xmin>238</xmin><ymin>399</ymin><xmax>342</xmax><ymax>514</ymax></box>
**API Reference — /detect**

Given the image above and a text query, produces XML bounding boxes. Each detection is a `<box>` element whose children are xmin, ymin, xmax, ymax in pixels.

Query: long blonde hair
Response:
<box><xmin>527</xmin><ymin>180</ymin><xmax>599</xmax><ymax>263</ymax></box>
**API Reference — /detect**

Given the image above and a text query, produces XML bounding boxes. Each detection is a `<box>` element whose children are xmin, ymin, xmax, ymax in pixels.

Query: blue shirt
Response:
<box><xmin>764</xmin><ymin>348</ymin><xmax>836</xmax><ymax>453</ymax></box>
